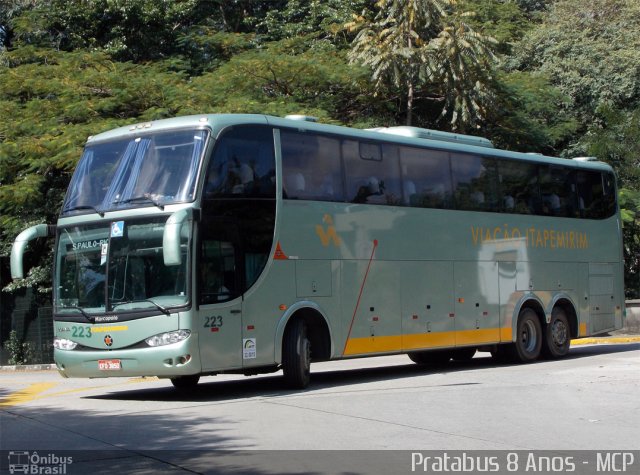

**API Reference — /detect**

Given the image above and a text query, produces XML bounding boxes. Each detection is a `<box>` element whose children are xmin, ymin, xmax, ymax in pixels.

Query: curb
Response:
<box><xmin>0</xmin><ymin>364</ymin><xmax>57</xmax><ymax>372</ymax></box>
<box><xmin>571</xmin><ymin>336</ymin><xmax>640</xmax><ymax>346</ymax></box>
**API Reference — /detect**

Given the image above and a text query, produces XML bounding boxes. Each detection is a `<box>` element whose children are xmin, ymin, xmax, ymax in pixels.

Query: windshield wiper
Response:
<box><xmin>112</xmin><ymin>299</ymin><xmax>171</xmax><ymax>316</ymax></box>
<box><xmin>62</xmin><ymin>205</ymin><xmax>105</xmax><ymax>217</ymax></box>
<box><xmin>60</xmin><ymin>306</ymin><xmax>96</xmax><ymax>323</ymax></box>
<box><xmin>114</xmin><ymin>194</ymin><xmax>164</xmax><ymax>210</ymax></box>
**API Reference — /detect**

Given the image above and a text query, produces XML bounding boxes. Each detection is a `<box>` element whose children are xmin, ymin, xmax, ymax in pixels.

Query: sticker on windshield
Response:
<box><xmin>111</xmin><ymin>221</ymin><xmax>124</xmax><ymax>238</ymax></box>
<box><xmin>100</xmin><ymin>243</ymin><xmax>108</xmax><ymax>265</ymax></box>
<box><xmin>243</xmin><ymin>338</ymin><xmax>256</xmax><ymax>359</ymax></box>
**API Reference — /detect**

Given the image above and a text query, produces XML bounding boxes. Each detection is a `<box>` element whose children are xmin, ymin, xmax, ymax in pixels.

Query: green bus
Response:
<box><xmin>11</xmin><ymin>114</ymin><xmax>625</xmax><ymax>389</ymax></box>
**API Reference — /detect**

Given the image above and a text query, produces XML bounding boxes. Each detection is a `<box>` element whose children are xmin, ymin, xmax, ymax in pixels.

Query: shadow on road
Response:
<box><xmin>84</xmin><ymin>342</ymin><xmax>640</xmax><ymax>403</ymax></box>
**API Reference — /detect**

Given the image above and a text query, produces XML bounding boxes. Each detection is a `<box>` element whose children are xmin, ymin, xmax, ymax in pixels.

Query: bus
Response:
<box><xmin>11</xmin><ymin>114</ymin><xmax>625</xmax><ymax>389</ymax></box>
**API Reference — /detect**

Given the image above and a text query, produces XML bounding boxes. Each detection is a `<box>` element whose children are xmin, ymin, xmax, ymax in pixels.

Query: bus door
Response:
<box><xmin>454</xmin><ymin>261</ymin><xmax>501</xmax><ymax>346</ymax></box>
<box><xmin>198</xmin><ymin>220</ymin><xmax>244</xmax><ymax>371</ymax></box>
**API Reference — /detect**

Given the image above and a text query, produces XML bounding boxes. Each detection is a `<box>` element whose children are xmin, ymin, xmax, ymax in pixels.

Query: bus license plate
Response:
<box><xmin>98</xmin><ymin>359</ymin><xmax>121</xmax><ymax>371</ymax></box>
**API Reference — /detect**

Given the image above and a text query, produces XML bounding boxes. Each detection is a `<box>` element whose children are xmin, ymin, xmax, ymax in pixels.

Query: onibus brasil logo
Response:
<box><xmin>8</xmin><ymin>451</ymin><xmax>73</xmax><ymax>474</ymax></box>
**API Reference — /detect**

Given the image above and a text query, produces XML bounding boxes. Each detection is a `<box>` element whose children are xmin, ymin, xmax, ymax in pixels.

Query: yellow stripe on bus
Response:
<box><xmin>343</xmin><ymin>327</ymin><xmax>512</xmax><ymax>356</ymax></box>
<box><xmin>579</xmin><ymin>322</ymin><xmax>587</xmax><ymax>337</ymax></box>
<box><xmin>91</xmin><ymin>325</ymin><xmax>129</xmax><ymax>333</ymax></box>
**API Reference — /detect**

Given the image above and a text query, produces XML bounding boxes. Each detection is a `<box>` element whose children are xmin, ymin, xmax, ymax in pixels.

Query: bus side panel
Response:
<box><xmin>454</xmin><ymin>261</ymin><xmax>501</xmax><ymax>346</ymax></box>
<box><xmin>498</xmin><ymin>261</ymin><xmax>520</xmax><ymax>342</ymax></box>
<box><xmin>341</xmin><ymin>260</ymin><xmax>401</xmax><ymax>356</ymax></box>
<box><xmin>588</xmin><ymin>262</ymin><xmax>618</xmax><ymax>334</ymax></box>
<box><xmin>400</xmin><ymin>261</ymin><xmax>455</xmax><ymax>351</ymax></box>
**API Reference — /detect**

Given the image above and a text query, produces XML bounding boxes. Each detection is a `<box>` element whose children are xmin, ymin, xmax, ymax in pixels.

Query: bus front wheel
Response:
<box><xmin>282</xmin><ymin>319</ymin><xmax>311</xmax><ymax>389</ymax></box>
<box><xmin>509</xmin><ymin>308</ymin><xmax>542</xmax><ymax>363</ymax></box>
<box><xmin>542</xmin><ymin>307</ymin><xmax>571</xmax><ymax>359</ymax></box>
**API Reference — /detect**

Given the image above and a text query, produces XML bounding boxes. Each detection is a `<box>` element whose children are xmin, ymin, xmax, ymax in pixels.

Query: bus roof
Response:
<box><xmin>86</xmin><ymin>113</ymin><xmax>614</xmax><ymax>174</ymax></box>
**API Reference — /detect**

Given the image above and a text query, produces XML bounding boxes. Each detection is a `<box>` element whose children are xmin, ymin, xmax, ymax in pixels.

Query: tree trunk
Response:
<box><xmin>407</xmin><ymin>79</ymin><xmax>413</xmax><ymax>126</ymax></box>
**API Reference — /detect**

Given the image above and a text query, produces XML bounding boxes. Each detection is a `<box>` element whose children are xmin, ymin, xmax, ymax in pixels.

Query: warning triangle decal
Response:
<box><xmin>273</xmin><ymin>241</ymin><xmax>288</xmax><ymax>260</ymax></box>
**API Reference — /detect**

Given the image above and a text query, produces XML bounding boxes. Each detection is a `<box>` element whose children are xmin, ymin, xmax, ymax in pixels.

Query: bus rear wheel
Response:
<box><xmin>542</xmin><ymin>307</ymin><xmax>571</xmax><ymax>359</ymax></box>
<box><xmin>282</xmin><ymin>319</ymin><xmax>311</xmax><ymax>389</ymax></box>
<box><xmin>508</xmin><ymin>308</ymin><xmax>542</xmax><ymax>363</ymax></box>
<box><xmin>170</xmin><ymin>375</ymin><xmax>200</xmax><ymax>390</ymax></box>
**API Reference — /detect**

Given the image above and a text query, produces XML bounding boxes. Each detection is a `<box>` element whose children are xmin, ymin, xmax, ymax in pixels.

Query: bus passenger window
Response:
<box><xmin>498</xmin><ymin>160</ymin><xmax>540</xmax><ymax>215</ymax></box>
<box><xmin>452</xmin><ymin>154</ymin><xmax>499</xmax><ymax>212</ymax></box>
<box><xmin>281</xmin><ymin>131</ymin><xmax>344</xmax><ymax>202</ymax></box>
<box><xmin>398</xmin><ymin>145</ymin><xmax>452</xmax><ymax>209</ymax></box>
<box><xmin>539</xmin><ymin>166</ymin><xmax>577</xmax><ymax>217</ymax></box>
<box><xmin>204</xmin><ymin>126</ymin><xmax>276</xmax><ymax>199</ymax></box>
<box><xmin>577</xmin><ymin>170</ymin><xmax>616</xmax><ymax>219</ymax></box>
<box><xmin>344</xmin><ymin>140</ymin><xmax>401</xmax><ymax>206</ymax></box>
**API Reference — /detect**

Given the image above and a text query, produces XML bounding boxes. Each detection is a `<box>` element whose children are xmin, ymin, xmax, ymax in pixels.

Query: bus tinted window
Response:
<box><xmin>281</xmin><ymin>131</ymin><xmax>344</xmax><ymax>202</ymax></box>
<box><xmin>539</xmin><ymin>165</ymin><xmax>578</xmax><ymax>217</ymax></box>
<box><xmin>343</xmin><ymin>140</ymin><xmax>402</xmax><ymax>205</ymax></box>
<box><xmin>577</xmin><ymin>170</ymin><xmax>616</xmax><ymax>219</ymax></box>
<box><xmin>399</xmin><ymin>146</ymin><xmax>452</xmax><ymax>208</ymax></box>
<box><xmin>452</xmin><ymin>154</ymin><xmax>499</xmax><ymax>212</ymax></box>
<box><xmin>498</xmin><ymin>160</ymin><xmax>540</xmax><ymax>215</ymax></box>
<box><xmin>204</xmin><ymin>126</ymin><xmax>275</xmax><ymax>198</ymax></box>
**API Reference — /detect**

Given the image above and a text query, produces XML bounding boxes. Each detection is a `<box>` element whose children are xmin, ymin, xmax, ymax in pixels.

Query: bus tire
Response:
<box><xmin>170</xmin><ymin>375</ymin><xmax>200</xmax><ymax>390</ymax></box>
<box><xmin>542</xmin><ymin>307</ymin><xmax>571</xmax><ymax>359</ymax></box>
<box><xmin>452</xmin><ymin>348</ymin><xmax>476</xmax><ymax>361</ymax></box>
<box><xmin>509</xmin><ymin>308</ymin><xmax>542</xmax><ymax>363</ymax></box>
<box><xmin>409</xmin><ymin>350</ymin><xmax>451</xmax><ymax>365</ymax></box>
<box><xmin>282</xmin><ymin>319</ymin><xmax>311</xmax><ymax>389</ymax></box>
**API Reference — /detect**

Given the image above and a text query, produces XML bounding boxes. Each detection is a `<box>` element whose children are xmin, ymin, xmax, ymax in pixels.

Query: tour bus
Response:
<box><xmin>11</xmin><ymin>114</ymin><xmax>625</xmax><ymax>389</ymax></box>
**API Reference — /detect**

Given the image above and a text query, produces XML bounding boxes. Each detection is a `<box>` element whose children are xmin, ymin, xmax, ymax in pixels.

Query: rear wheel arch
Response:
<box><xmin>550</xmin><ymin>297</ymin><xmax>579</xmax><ymax>339</ymax></box>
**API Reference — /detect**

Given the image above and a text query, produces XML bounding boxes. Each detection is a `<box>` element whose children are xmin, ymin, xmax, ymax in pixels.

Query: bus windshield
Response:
<box><xmin>54</xmin><ymin>218</ymin><xmax>190</xmax><ymax>316</ymax></box>
<box><xmin>62</xmin><ymin>129</ymin><xmax>208</xmax><ymax>215</ymax></box>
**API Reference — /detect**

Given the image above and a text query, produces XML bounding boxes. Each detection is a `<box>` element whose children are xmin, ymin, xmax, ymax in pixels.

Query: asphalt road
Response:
<box><xmin>1</xmin><ymin>343</ymin><xmax>639</xmax><ymax>474</ymax></box>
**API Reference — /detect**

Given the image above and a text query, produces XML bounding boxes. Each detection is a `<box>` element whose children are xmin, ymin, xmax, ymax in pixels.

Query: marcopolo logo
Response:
<box><xmin>8</xmin><ymin>451</ymin><xmax>73</xmax><ymax>474</ymax></box>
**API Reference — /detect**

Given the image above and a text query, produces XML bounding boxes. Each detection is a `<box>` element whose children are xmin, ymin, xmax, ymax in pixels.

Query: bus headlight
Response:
<box><xmin>145</xmin><ymin>330</ymin><xmax>191</xmax><ymax>347</ymax></box>
<box><xmin>53</xmin><ymin>338</ymin><xmax>78</xmax><ymax>350</ymax></box>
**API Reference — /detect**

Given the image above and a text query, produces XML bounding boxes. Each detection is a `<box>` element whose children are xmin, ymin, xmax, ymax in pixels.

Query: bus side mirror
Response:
<box><xmin>163</xmin><ymin>209</ymin><xmax>196</xmax><ymax>266</ymax></box>
<box><xmin>11</xmin><ymin>224</ymin><xmax>54</xmax><ymax>279</ymax></box>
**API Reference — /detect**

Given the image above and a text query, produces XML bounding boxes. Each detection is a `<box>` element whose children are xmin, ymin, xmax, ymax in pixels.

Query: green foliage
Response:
<box><xmin>510</xmin><ymin>0</ymin><xmax>640</xmax><ymax>124</ymax></box>
<box><xmin>585</xmin><ymin>106</ymin><xmax>640</xmax><ymax>190</ymax></box>
<box><xmin>258</xmin><ymin>0</ymin><xmax>369</xmax><ymax>45</ymax></box>
<box><xmin>460</xmin><ymin>0</ymin><xmax>531</xmax><ymax>55</ymax></box>
<box><xmin>347</xmin><ymin>0</ymin><xmax>499</xmax><ymax>129</ymax></box>
<box><xmin>3</xmin><ymin>330</ymin><xmax>36</xmax><ymax>365</ymax></box>
<box><xmin>191</xmin><ymin>43</ymin><xmax>386</xmax><ymax>126</ymax></box>
<box><xmin>484</xmin><ymin>71</ymin><xmax>578</xmax><ymax>153</ymax></box>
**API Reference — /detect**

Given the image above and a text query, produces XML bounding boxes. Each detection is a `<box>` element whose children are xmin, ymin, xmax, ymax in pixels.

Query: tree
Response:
<box><xmin>510</xmin><ymin>0</ymin><xmax>640</xmax><ymax>126</ymax></box>
<box><xmin>0</xmin><ymin>48</ymin><xmax>198</xmax><ymax>292</ymax></box>
<box><xmin>347</xmin><ymin>0</ymin><xmax>497</xmax><ymax>129</ymax></box>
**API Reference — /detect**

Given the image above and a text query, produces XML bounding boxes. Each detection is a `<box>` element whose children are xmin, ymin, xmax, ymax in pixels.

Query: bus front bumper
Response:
<box><xmin>54</xmin><ymin>336</ymin><xmax>202</xmax><ymax>378</ymax></box>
